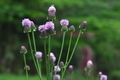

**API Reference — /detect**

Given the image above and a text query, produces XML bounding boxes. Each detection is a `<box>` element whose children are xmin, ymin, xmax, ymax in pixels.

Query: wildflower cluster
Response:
<box><xmin>20</xmin><ymin>5</ymin><xmax>107</xmax><ymax>80</ymax></box>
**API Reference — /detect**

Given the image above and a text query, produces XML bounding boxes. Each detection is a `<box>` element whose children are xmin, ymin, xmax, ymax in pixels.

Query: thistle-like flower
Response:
<box><xmin>22</xmin><ymin>18</ymin><xmax>32</xmax><ymax>33</ymax></box>
<box><xmin>54</xmin><ymin>66</ymin><xmax>61</xmax><ymax>72</ymax></box>
<box><xmin>60</xmin><ymin>61</ymin><xmax>64</xmax><ymax>67</ymax></box>
<box><xmin>69</xmin><ymin>25</ymin><xmax>75</xmax><ymax>32</ymax></box>
<box><xmin>60</xmin><ymin>19</ymin><xmax>69</xmax><ymax>31</ymax></box>
<box><xmin>45</xmin><ymin>21</ymin><xmax>56</xmax><ymax>35</ymax></box>
<box><xmin>68</xmin><ymin>65</ymin><xmax>73</xmax><ymax>72</ymax></box>
<box><xmin>48</xmin><ymin>5</ymin><xmax>56</xmax><ymax>20</ymax></box>
<box><xmin>53</xmin><ymin>74</ymin><xmax>60</xmax><ymax>80</ymax></box>
<box><xmin>38</xmin><ymin>25</ymin><xmax>48</xmax><ymax>38</ymax></box>
<box><xmin>100</xmin><ymin>75</ymin><xmax>107</xmax><ymax>80</ymax></box>
<box><xmin>35</xmin><ymin>51</ymin><xmax>42</xmax><ymax>60</ymax></box>
<box><xmin>50</xmin><ymin>52</ymin><xmax>56</xmax><ymax>63</ymax></box>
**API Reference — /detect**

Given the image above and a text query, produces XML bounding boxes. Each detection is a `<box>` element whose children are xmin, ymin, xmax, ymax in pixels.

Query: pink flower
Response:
<box><xmin>50</xmin><ymin>52</ymin><xmax>56</xmax><ymax>62</ymax></box>
<box><xmin>60</xmin><ymin>19</ymin><xmax>69</xmax><ymax>27</ymax></box>
<box><xmin>68</xmin><ymin>65</ymin><xmax>73</xmax><ymax>72</ymax></box>
<box><xmin>38</xmin><ymin>25</ymin><xmax>47</xmax><ymax>32</ymax></box>
<box><xmin>48</xmin><ymin>5</ymin><xmax>56</xmax><ymax>14</ymax></box>
<box><xmin>54</xmin><ymin>66</ymin><xmax>61</xmax><ymax>72</ymax></box>
<box><xmin>53</xmin><ymin>74</ymin><xmax>60</xmax><ymax>80</ymax></box>
<box><xmin>45</xmin><ymin>21</ymin><xmax>55</xmax><ymax>30</ymax></box>
<box><xmin>100</xmin><ymin>75</ymin><xmax>107</xmax><ymax>80</ymax></box>
<box><xmin>22</xmin><ymin>18</ymin><xmax>31</xmax><ymax>27</ymax></box>
<box><xmin>86</xmin><ymin>60</ymin><xmax>93</xmax><ymax>68</ymax></box>
<box><xmin>35</xmin><ymin>51</ymin><xmax>42</xmax><ymax>59</ymax></box>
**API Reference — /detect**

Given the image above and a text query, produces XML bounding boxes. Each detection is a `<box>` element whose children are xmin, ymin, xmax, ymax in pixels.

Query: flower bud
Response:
<box><xmin>85</xmin><ymin>60</ymin><xmax>93</xmax><ymax>73</ymax></box>
<box><xmin>50</xmin><ymin>53</ymin><xmax>56</xmax><ymax>63</ymax></box>
<box><xmin>24</xmin><ymin>65</ymin><xmax>30</xmax><ymax>70</ymax></box>
<box><xmin>54</xmin><ymin>66</ymin><xmax>61</xmax><ymax>72</ymax></box>
<box><xmin>47</xmin><ymin>5</ymin><xmax>56</xmax><ymax>20</ymax></box>
<box><xmin>20</xmin><ymin>46</ymin><xmax>27</xmax><ymax>54</ymax></box>
<box><xmin>60</xmin><ymin>19</ymin><xmax>69</xmax><ymax>31</ymax></box>
<box><xmin>53</xmin><ymin>74</ymin><xmax>60</xmax><ymax>80</ymax></box>
<box><xmin>100</xmin><ymin>75</ymin><xmax>107</xmax><ymax>80</ymax></box>
<box><xmin>79</xmin><ymin>21</ymin><xmax>87</xmax><ymax>29</ymax></box>
<box><xmin>35</xmin><ymin>51</ymin><xmax>42</xmax><ymax>60</ymax></box>
<box><xmin>69</xmin><ymin>25</ymin><xmax>75</xmax><ymax>32</ymax></box>
<box><xmin>98</xmin><ymin>72</ymin><xmax>102</xmax><ymax>77</ymax></box>
<box><xmin>59</xmin><ymin>61</ymin><xmax>64</xmax><ymax>67</ymax></box>
<box><xmin>22</xmin><ymin>18</ymin><xmax>32</xmax><ymax>33</ymax></box>
<box><xmin>68</xmin><ymin>65</ymin><xmax>73</xmax><ymax>72</ymax></box>
<box><xmin>38</xmin><ymin>25</ymin><xmax>48</xmax><ymax>38</ymax></box>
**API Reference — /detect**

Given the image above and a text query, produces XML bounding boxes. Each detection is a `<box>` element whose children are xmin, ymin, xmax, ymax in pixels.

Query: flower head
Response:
<box><xmin>35</xmin><ymin>51</ymin><xmax>42</xmax><ymax>60</ymax></box>
<box><xmin>53</xmin><ymin>74</ymin><xmax>60</xmax><ymax>80</ymax></box>
<box><xmin>20</xmin><ymin>46</ymin><xmax>27</xmax><ymax>54</ymax></box>
<box><xmin>60</xmin><ymin>61</ymin><xmax>64</xmax><ymax>67</ymax></box>
<box><xmin>22</xmin><ymin>18</ymin><xmax>32</xmax><ymax>33</ymax></box>
<box><xmin>54</xmin><ymin>66</ymin><xmax>61</xmax><ymax>72</ymax></box>
<box><xmin>98</xmin><ymin>72</ymin><xmax>102</xmax><ymax>77</ymax></box>
<box><xmin>50</xmin><ymin>52</ymin><xmax>56</xmax><ymax>63</ymax></box>
<box><xmin>80</xmin><ymin>21</ymin><xmax>87</xmax><ymax>29</ymax></box>
<box><xmin>48</xmin><ymin>5</ymin><xmax>56</xmax><ymax>14</ymax></box>
<box><xmin>60</xmin><ymin>19</ymin><xmax>69</xmax><ymax>27</ymax></box>
<box><xmin>100</xmin><ymin>75</ymin><xmax>107</xmax><ymax>80</ymax></box>
<box><xmin>86</xmin><ymin>60</ymin><xmax>93</xmax><ymax>68</ymax></box>
<box><xmin>68</xmin><ymin>65</ymin><xmax>73</xmax><ymax>72</ymax></box>
<box><xmin>45</xmin><ymin>21</ymin><xmax>55</xmax><ymax>30</ymax></box>
<box><xmin>38</xmin><ymin>25</ymin><xmax>47</xmax><ymax>32</ymax></box>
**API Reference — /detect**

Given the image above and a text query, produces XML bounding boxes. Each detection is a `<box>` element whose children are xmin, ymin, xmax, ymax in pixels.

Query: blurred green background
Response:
<box><xmin>0</xmin><ymin>0</ymin><xmax>120</xmax><ymax>80</ymax></box>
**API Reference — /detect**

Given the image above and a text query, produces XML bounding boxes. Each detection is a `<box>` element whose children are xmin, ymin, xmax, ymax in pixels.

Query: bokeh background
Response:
<box><xmin>0</xmin><ymin>0</ymin><xmax>120</xmax><ymax>80</ymax></box>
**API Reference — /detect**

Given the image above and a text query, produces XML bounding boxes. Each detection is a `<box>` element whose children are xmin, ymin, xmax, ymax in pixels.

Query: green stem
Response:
<box><xmin>57</xmin><ymin>31</ymin><xmax>66</xmax><ymax>66</ymax></box>
<box><xmin>67</xmin><ymin>29</ymin><xmax>82</xmax><ymax>66</ymax></box>
<box><xmin>44</xmin><ymin>39</ymin><xmax>49</xmax><ymax>80</ymax></box>
<box><xmin>32</xmin><ymin>31</ymin><xmax>43</xmax><ymax>80</ymax></box>
<box><xmin>23</xmin><ymin>54</ymin><xmax>29</xmax><ymax>80</ymax></box>
<box><xmin>48</xmin><ymin>36</ymin><xmax>51</xmax><ymax>80</ymax></box>
<box><xmin>65</xmin><ymin>32</ymin><xmax>73</xmax><ymax>64</ymax></box>
<box><xmin>27</xmin><ymin>33</ymin><xmax>38</xmax><ymax>71</ymax></box>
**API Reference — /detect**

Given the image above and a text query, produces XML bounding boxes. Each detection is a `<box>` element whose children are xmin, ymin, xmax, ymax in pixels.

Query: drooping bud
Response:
<box><xmin>38</xmin><ymin>25</ymin><xmax>48</xmax><ymax>38</ymax></box>
<box><xmin>69</xmin><ymin>25</ymin><xmax>75</xmax><ymax>32</ymax></box>
<box><xmin>54</xmin><ymin>66</ymin><xmax>61</xmax><ymax>72</ymax></box>
<box><xmin>100</xmin><ymin>75</ymin><xmax>107</xmax><ymax>80</ymax></box>
<box><xmin>22</xmin><ymin>18</ymin><xmax>32</xmax><ymax>33</ymax></box>
<box><xmin>24</xmin><ymin>65</ymin><xmax>30</xmax><ymax>70</ymax></box>
<box><xmin>35</xmin><ymin>51</ymin><xmax>42</xmax><ymax>60</ymax></box>
<box><xmin>45</xmin><ymin>21</ymin><xmax>56</xmax><ymax>35</ymax></box>
<box><xmin>68</xmin><ymin>65</ymin><xmax>73</xmax><ymax>72</ymax></box>
<box><xmin>20</xmin><ymin>46</ymin><xmax>27</xmax><ymax>54</ymax></box>
<box><xmin>53</xmin><ymin>74</ymin><xmax>60</xmax><ymax>80</ymax></box>
<box><xmin>47</xmin><ymin>5</ymin><xmax>56</xmax><ymax>20</ymax></box>
<box><xmin>60</xmin><ymin>19</ymin><xmax>69</xmax><ymax>31</ymax></box>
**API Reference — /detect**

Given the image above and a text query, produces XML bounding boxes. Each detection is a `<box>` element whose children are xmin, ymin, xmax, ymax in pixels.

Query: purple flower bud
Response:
<box><xmin>54</xmin><ymin>66</ymin><xmax>61</xmax><ymax>72</ymax></box>
<box><xmin>60</xmin><ymin>61</ymin><xmax>64</xmax><ymax>67</ymax></box>
<box><xmin>68</xmin><ymin>65</ymin><xmax>73</xmax><ymax>72</ymax></box>
<box><xmin>45</xmin><ymin>21</ymin><xmax>55</xmax><ymax>30</ymax></box>
<box><xmin>22</xmin><ymin>18</ymin><xmax>32</xmax><ymax>33</ymax></box>
<box><xmin>80</xmin><ymin>21</ymin><xmax>87</xmax><ymax>29</ymax></box>
<box><xmin>86</xmin><ymin>60</ymin><xmax>93</xmax><ymax>68</ymax></box>
<box><xmin>53</xmin><ymin>74</ymin><xmax>60</xmax><ymax>80</ymax></box>
<box><xmin>100</xmin><ymin>75</ymin><xmax>107</xmax><ymax>80</ymax></box>
<box><xmin>20</xmin><ymin>46</ymin><xmax>27</xmax><ymax>54</ymax></box>
<box><xmin>50</xmin><ymin>53</ymin><xmax>56</xmax><ymax>63</ymax></box>
<box><xmin>98</xmin><ymin>72</ymin><xmax>102</xmax><ymax>77</ymax></box>
<box><xmin>24</xmin><ymin>65</ymin><xmax>30</xmax><ymax>70</ymax></box>
<box><xmin>48</xmin><ymin>5</ymin><xmax>56</xmax><ymax>14</ymax></box>
<box><xmin>60</xmin><ymin>19</ymin><xmax>69</xmax><ymax>27</ymax></box>
<box><xmin>35</xmin><ymin>51</ymin><xmax>42</xmax><ymax>59</ymax></box>
<box><xmin>69</xmin><ymin>25</ymin><xmax>75</xmax><ymax>32</ymax></box>
<box><xmin>38</xmin><ymin>25</ymin><xmax>48</xmax><ymax>38</ymax></box>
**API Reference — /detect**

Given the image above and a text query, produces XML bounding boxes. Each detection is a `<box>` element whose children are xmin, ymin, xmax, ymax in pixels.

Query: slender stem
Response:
<box><xmin>57</xmin><ymin>31</ymin><xmax>66</xmax><ymax>66</ymax></box>
<box><xmin>44</xmin><ymin>39</ymin><xmax>49</xmax><ymax>80</ymax></box>
<box><xmin>32</xmin><ymin>31</ymin><xmax>43</xmax><ymax>80</ymax></box>
<box><xmin>48</xmin><ymin>36</ymin><xmax>51</xmax><ymax>80</ymax></box>
<box><xmin>23</xmin><ymin>54</ymin><xmax>29</xmax><ymax>80</ymax></box>
<box><xmin>67</xmin><ymin>29</ymin><xmax>82</xmax><ymax>66</ymax></box>
<box><xmin>65</xmin><ymin>32</ymin><xmax>73</xmax><ymax>64</ymax></box>
<box><xmin>27</xmin><ymin>33</ymin><xmax>38</xmax><ymax>71</ymax></box>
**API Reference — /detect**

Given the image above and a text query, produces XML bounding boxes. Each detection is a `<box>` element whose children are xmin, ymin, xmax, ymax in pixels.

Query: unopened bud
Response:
<box><xmin>20</xmin><ymin>46</ymin><xmax>27</xmax><ymax>54</ymax></box>
<box><xmin>59</xmin><ymin>61</ymin><xmax>64</xmax><ymax>67</ymax></box>
<box><xmin>68</xmin><ymin>65</ymin><xmax>73</xmax><ymax>72</ymax></box>
<box><xmin>79</xmin><ymin>21</ymin><xmax>87</xmax><ymax>30</ymax></box>
<box><xmin>24</xmin><ymin>65</ymin><xmax>30</xmax><ymax>70</ymax></box>
<box><xmin>69</xmin><ymin>25</ymin><xmax>75</xmax><ymax>32</ymax></box>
